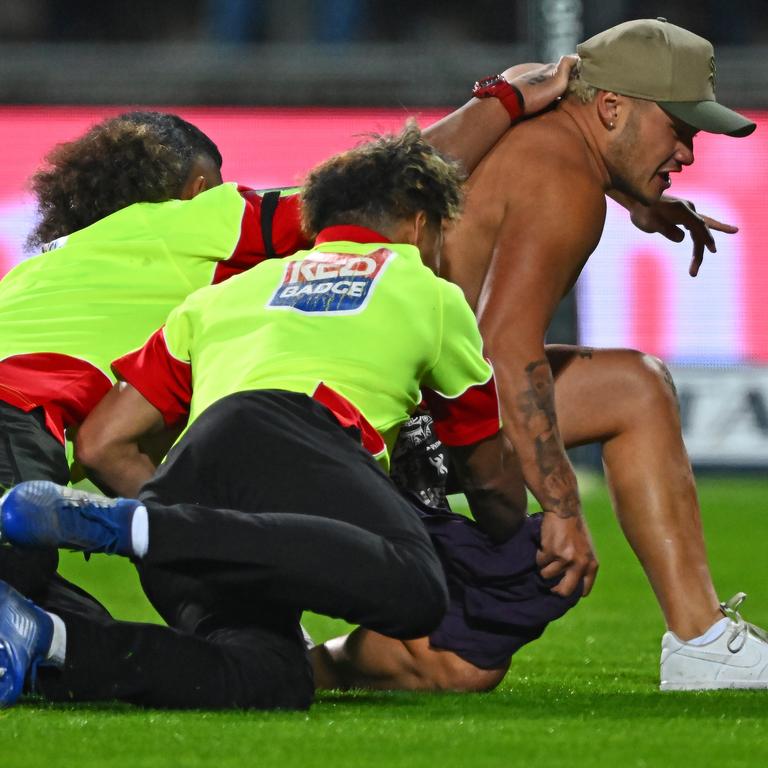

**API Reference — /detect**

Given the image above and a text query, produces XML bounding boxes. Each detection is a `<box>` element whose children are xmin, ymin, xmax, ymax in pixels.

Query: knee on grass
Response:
<box><xmin>383</xmin><ymin>568</ymin><xmax>449</xmax><ymax>640</ymax></box>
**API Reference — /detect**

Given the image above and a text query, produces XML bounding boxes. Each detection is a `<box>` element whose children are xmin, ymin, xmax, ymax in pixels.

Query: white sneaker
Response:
<box><xmin>660</xmin><ymin>593</ymin><xmax>768</xmax><ymax>690</ymax></box>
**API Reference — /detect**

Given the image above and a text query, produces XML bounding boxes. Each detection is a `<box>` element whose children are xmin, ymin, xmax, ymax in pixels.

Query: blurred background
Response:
<box><xmin>1</xmin><ymin>0</ymin><xmax>767</xmax><ymax>105</ymax></box>
<box><xmin>0</xmin><ymin>0</ymin><xmax>766</xmax><ymax>469</ymax></box>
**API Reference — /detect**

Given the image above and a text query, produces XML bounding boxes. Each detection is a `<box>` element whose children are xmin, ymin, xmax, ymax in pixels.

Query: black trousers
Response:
<box><xmin>0</xmin><ymin>401</ymin><xmax>108</xmax><ymax>616</ymax></box>
<box><xmin>38</xmin><ymin>391</ymin><xmax>448</xmax><ymax>709</ymax></box>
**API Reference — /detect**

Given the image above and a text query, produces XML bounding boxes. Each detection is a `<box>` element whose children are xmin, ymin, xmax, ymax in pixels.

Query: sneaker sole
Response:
<box><xmin>661</xmin><ymin>679</ymin><xmax>768</xmax><ymax>691</ymax></box>
<box><xmin>0</xmin><ymin>639</ymin><xmax>22</xmax><ymax>707</ymax></box>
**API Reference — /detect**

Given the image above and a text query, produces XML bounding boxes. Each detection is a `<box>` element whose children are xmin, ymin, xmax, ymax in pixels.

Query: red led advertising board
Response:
<box><xmin>0</xmin><ymin>106</ymin><xmax>444</xmax><ymax>276</ymax></box>
<box><xmin>577</xmin><ymin>114</ymin><xmax>768</xmax><ymax>365</ymax></box>
<box><xmin>1</xmin><ymin>106</ymin><xmax>765</xmax><ymax>366</ymax></box>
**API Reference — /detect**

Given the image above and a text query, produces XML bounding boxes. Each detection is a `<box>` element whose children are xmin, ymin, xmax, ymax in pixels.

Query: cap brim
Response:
<box><xmin>658</xmin><ymin>100</ymin><xmax>756</xmax><ymax>137</ymax></box>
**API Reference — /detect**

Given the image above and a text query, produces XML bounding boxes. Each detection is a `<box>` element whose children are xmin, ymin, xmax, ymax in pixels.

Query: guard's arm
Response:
<box><xmin>78</xmin><ymin>307</ymin><xmax>194</xmax><ymax>497</ymax></box>
<box><xmin>76</xmin><ymin>382</ymin><xmax>167</xmax><ymax>498</ymax></box>
<box><xmin>423</xmin><ymin>56</ymin><xmax>578</xmax><ymax>175</ymax></box>
<box><xmin>447</xmin><ymin>431</ymin><xmax>527</xmax><ymax>541</ymax></box>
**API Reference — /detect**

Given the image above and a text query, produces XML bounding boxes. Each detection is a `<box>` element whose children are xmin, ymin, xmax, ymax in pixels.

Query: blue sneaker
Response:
<box><xmin>0</xmin><ymin>580</ymin><xmax>53</xmax><ymax>707</ymax></box>
<box><xmin>0</xmin><ymin>481</ymin><xmax>138</xmax><ymax>556</ymax></box>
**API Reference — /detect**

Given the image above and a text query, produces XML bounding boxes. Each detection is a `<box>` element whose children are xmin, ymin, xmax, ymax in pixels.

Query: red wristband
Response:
<box><xmin>472</xmin><ymin>74</ymin><xmax>525</xmax><ymax>123</ymax></box>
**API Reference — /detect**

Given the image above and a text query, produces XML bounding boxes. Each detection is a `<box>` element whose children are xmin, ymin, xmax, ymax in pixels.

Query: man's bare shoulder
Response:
<box><xmin>472</xmin><ymin>109</ymin><xmax>604</xmax><ymax>197</ymax></box>
<box><xmin>515</xmin><ymin>107</ymin><xmax>591</xmax><ymax>149</ymax></box>
<box><xmin>465</xmin><ymin>109</ymin><xmax>607</xmax><ymax>238</ymax></box>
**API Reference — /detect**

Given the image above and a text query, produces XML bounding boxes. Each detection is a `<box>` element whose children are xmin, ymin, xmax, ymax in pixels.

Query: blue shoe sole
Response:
<box><xmin>0</xmin><ymin>583</ymin><xmax>53</xmax><ymax>708</ymax></box>
<box><xmin>0</xmin><ymin>639</ymin><xmax>24</xmax><ymax>707</ymax></box>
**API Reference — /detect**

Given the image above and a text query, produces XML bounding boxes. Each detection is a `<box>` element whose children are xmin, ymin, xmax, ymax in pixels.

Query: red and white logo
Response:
<box><xmin>267</xmin><ymin>248</ymin><xmax>395</xmax><ymax>314</ymax></box>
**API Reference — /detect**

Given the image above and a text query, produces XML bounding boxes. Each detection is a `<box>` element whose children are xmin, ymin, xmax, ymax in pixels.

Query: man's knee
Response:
<box><xmin>639</xmin><ymin>353</ymin><xmax>680</xmax><ymax>412</ymax></box>
<box><xmin>261</xmin><ymin>670</ymin><xmax>314</xmax><ymax>710</ymax></box>
<box><xmin>409</xmin><ymin>571</ymin><xmax>450</xmax><ymax>638</ymax></box>
<box><xmin>386</xmin><ymin>560</ymin><xmax>449</xmax><ymax>639</ymax></box>
<box><xmin>228</xmin><ymin>630</ymin><xmax>316</xmax><ymax>710</ymax></box>
<box><xmin>616</xmin><ymin>350</ymin><xmax>680</xmax><ymax>418</ymax></box>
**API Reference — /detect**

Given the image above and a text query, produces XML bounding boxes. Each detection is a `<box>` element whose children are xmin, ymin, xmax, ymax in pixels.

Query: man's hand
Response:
<box><xmin>536</xmin><ymin>510</ymin><xmax>598</xmax><ymax>597</ymax></box>
<box><xmin>424</xmin><ymin>55</ymin><xmax>578</xmax><ymax>176</ymax></box>
<box><xmin>505</xmin><ymin>55</ymin><xmax>580</xmax><ymax>118</ymax></box>
<box><xmin>627</xmin><ymin>195</ymin><xmax>739</xmax><ymax>277</ymax></box>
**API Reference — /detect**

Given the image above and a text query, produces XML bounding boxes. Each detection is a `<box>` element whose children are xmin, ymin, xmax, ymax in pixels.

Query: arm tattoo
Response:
<box><xmin>662</xmin><ymin>365</ymin><xmax>678</xmax><ymax>400</ymax></box>
<box><xmin>521</xmin><ymin>72</ymin><xmax>551</xmax><ymax>86</ymax></box>
<box><xmin>522</xmin><ymin>359</ymin><xmax>557</xmax><ymax>423</ymax></box>
<box><xmin>660</xmin><ymin>363</ymin><xmax>682</xmax><ymax>417</ymax></box>
<box><xmin>516</xmin><ymin>358</ymin><xmax>579</xmax><ymax>518</ymax></box>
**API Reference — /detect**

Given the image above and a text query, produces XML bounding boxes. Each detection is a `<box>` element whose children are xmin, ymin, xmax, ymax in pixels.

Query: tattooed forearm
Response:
<box><xmin>521</xmin><ymin>358</ymin><xmax>557</xmax><ymax>423</ymax></box>
<box><xmin>534</xmin><ymin>432</ymin><xmax>560</xmax><ymax>476</ymax></box>
<box><xmin>514</xmin><ymin>358</ymin><xmax>580</xmax><ymax>519</ymax></box>
<box><xmin>520</xmin><ymin>71</ymin><xmax>551</xmax><ymax>86</ymax></box>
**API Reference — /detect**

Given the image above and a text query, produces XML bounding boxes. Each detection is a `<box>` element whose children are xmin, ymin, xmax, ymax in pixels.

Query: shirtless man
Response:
<box><xmin>312</xmin><ymin>19</ymin><xmax>767</xmax><ymax>692</ymax></box>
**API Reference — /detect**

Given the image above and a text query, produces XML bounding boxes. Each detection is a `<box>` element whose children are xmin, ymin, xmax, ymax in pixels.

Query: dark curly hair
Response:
<box><xmin>300</xmin><ymin>121</ymin><xmax>464</xmax><ymax>237</ymax></box>
<box><xmin>26</xmin><ymin>111</ymin><xmax>222</xmax><ymax>250</ymax></box>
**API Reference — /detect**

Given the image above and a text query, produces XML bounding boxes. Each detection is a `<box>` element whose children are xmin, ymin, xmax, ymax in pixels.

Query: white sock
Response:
<box><xmin>685</xmin><ymin>617</ymin><xmax>730</xmax><ymax>646</ymax></box>
<box><xmin>131</xmin><ymin>504</ymin><xmax>149</xmax><ymax>558</ymax></box>
<box><xmin>44</xmin><ymin>612</ymin><xmax>67</xmax><ymax>667</ymax></box>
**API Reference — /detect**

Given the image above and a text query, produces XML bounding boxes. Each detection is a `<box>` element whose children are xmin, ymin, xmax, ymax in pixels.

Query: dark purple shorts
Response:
<box><xmin>418</xmin><ymin>505</ymin><xmax>581</xmax><ymax>669</ymax></box>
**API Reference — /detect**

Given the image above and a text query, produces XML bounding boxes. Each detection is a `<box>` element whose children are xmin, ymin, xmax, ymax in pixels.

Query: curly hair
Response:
<box><xmin>300</xmin><ymin>121</ymin><xmax>464</xmax><ymax>238</ymax></box>
<box><xmin>26</xmin><ymin>112</ymin><xmax>222</xmax><ymax>250</ymax></box>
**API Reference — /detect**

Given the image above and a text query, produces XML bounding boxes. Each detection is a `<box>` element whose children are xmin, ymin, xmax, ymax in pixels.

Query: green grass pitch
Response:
<box><xmin>5</xmin><ymin>476</ymin><xmax>768</xmax><ymax>768</ymax></box>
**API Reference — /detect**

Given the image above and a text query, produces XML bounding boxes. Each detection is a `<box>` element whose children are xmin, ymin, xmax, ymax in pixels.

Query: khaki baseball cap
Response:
<box><xmin>577</xmin><ymin>18</ymin><xmax>755</xmax><ymax>137</ymax></box>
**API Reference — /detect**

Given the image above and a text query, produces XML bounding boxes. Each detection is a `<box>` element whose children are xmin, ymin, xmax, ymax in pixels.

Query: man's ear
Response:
<box><xmin>411</xmin><ymin>210</ymin><xmax>428</xmax><ymax>245</ymax></box>
<box><xmin>182</xmin><ymin>175</ymin><xmax>208</xmax><ymax>200</ymax></box>
<box><xmin>596</xmin><ymin>91</ymin><xmax>621</xmax><ymax>131</ymax></box>
<box><xmin>388</xmin><ymin>211</ymin><xmax>428</xmax><ymax>246</ymax></box>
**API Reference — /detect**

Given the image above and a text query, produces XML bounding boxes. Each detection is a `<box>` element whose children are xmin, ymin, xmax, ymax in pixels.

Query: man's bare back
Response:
<box><xmin>443</xmin><ymin>106</ymin><xmax>607</xmax><ymax>311</ymax></box>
